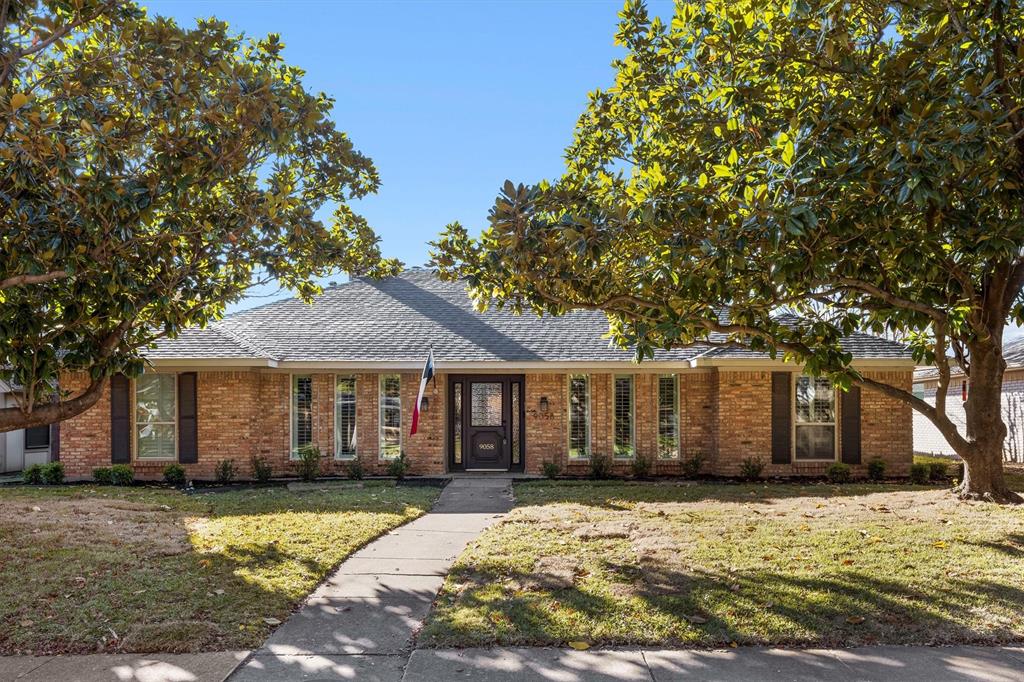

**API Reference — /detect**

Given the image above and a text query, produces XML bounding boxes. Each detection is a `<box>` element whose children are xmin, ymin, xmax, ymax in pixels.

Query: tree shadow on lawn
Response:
<box><xmin>0</xmin><ymin>484</ymin><xmax>437</xmax><ymax>656</ymax></box>
<box><xmin>426</xmin><ymin>557</ymin><xmax>1024</xmax><ymax>649</ymax></box>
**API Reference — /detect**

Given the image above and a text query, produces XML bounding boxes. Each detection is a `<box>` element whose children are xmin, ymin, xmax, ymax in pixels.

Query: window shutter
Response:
<box><xmin>178</xmin><ymin>372</ymin><xmax>198</xmax><ymax>464</ymax></box>
<box><xmin>110</xmin><ymin>374</ymin><xmax>131</xmax><ymax>463</ymax></box>
<box><xmin>770</xmin><ymin>372</ymin><xmax>791</xmax><ymax>464</ymax></box>
<box><xmin>841</xmin><ymin>386</ymin><xmax>862</xmax><ymax>465</ymax></box>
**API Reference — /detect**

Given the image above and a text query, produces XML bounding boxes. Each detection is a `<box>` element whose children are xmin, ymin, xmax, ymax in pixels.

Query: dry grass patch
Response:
<box><xmin>0</xmin><ymin>482</ymin><xmax>439</xmax><ymax>655</ymax></box>
<box><xmin>419</xmin><ymin>480</ymin><xmax>1024</xmax><ymax>649</ymax></box>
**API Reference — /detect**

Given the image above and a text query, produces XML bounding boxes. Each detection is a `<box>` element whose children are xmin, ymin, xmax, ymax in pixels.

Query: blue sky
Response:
<box><xmin>144</xmin><ymin>0</ymin><xmax>666</xmax><ymax>312</ymax></box>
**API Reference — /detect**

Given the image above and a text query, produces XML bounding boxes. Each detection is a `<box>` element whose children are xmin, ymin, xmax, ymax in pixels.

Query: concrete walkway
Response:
<box><xmin>403</xmin><ymin>645</ymin><xmax>1024</xmax><ymax>681</ymax></box>
<box><xmin>229</xmin><ymin>477</ymin><xmax>514</xmax><ymax>681</ymax></box>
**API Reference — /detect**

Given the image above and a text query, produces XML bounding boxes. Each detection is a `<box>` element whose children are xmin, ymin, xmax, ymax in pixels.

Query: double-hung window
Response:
<box><xmin>335</xmin><ymin>376</ymin><xmax>357</xmax><ymax>459</ymax></box>
<box><xmin>135</xmin><ymin>374</ymin><xmax>177</xmax><ymax>460</ymax></box>
<box><xmin>613</xmin><ymin>375</ymin><xmax>635</xmax><ymax>459</ymax></box>
<box><xmin>291</xmin><ymin>375</ymin><xmax>313</xmax><ymax>457</ymax></box>
<box><xmin>657</xmin><ymin>374</ymin><xmax>679</xmax><ymax>459</ymax></box>
<box><xmin>379</xmin><ymin>374</ymin><xmax>401</xmax><ymax>459</ymax></box>
<box><xmin>794</xmin><ymin>375</ymin><xmax>836</xmax><ymax>460</ymax></box>
<box><xmin>568</xmin><ymin>374</ymin><xmax>590</xmax><ymax>459</ymax></box>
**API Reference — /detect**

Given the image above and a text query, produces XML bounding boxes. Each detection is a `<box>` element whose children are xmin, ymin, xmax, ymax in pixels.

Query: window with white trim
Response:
<box><xmin>794</xmin><ymin>375</ymin><xmax>836</xmax><ymax>460</ymax></box>
<box><xmin>613</xmin><ymin>375</ymin><xmax>635</xmax><ymax>459</ymax></box>
<box><xmin>135</xmin><ymin>374</ymin><xmax>177</xmax><ymax>459</ymax></box>
<box><xmin>291</xmin><ymin>375</ymin><xmax>313</xmax><ymax>457</ymax></box>
<box><xmin>335</xmin><ymin>376</ymin><xmax>357</xmax><ymax>460</ymax></box>
<box><xmin>657</xmin><ymin>374</ymin><xmax>679</xmax><ymax>459</ymax></box>
<box><xmin>379</xmin><ymin>374</ymin><xmax>401</xmax><ymax>459</ymax></box>
<box><xmin>568</xmin><ymin>374</ymin><xmax>590</xmax><ymax>459</ymax></box>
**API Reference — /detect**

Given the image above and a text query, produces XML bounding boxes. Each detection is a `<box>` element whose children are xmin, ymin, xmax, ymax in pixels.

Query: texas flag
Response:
<box><xmin>410</xmin><ymin>347</ymin><xmax>435</xmax><ymax>436</ymax></box>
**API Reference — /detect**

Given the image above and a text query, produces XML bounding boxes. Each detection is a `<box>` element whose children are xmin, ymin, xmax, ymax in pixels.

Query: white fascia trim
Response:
<box><xmin>273</xmin><ymin>360</ymin><xmax>705</xmax><ymax>372</ymax></box>
<box><xmin>689</xmin><ymin>357</ymin><xmax>916</xmax><ymax>369</ymax></box>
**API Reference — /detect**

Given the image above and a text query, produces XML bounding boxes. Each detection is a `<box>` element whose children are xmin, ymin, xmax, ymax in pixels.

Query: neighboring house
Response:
<box><xmin>913</xmin><ymin>338</ymin><xmax>1024</xmax><ymax>463</ymax></box>
<box><xmin>58</xmin><ymin>270</ymin><xmax>915</xmax><ymax>480</ymax></box>
<box><xmin>0</xmin><ymin>381</ymin><xmax>56</xmax><ymax>473</ymax></box>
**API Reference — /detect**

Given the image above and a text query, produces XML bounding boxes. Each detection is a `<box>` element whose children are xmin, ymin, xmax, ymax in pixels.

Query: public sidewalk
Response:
<box><xmin>0</xmin><ymin>651</ymin><xmax>248</xmax><ymax>681</ymax></box>
<box><xmin>402</xmin><ymin>645</ymin><xmax>1024</xmax><ymax>682</ymax></box>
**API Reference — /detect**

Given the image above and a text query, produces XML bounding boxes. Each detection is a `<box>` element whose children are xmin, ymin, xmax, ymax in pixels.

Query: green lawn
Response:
<box><xmin>419</xmin><ymin>479</ymin><xmax>1024</xmax><ymax>649</ymax></box>
<box><xmin>0</xmin><ymin>482</ymin><xmax>439</xmax><ymax>655</ymax></box>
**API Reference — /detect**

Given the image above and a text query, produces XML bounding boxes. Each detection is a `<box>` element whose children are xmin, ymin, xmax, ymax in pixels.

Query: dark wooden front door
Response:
<box><xmin>449</xmin><ymin>375</ymin><xmax>524</xmax><ymax>472</ymax></box>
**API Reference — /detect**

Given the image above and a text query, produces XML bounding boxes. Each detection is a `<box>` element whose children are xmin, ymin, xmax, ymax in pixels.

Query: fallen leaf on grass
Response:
<box><xmin>686</xmin><ymin>615</ymin><xmax>707</xmax><ymax>624</ymax></box>
<box><xmin>568</xmin><ymin>641</ymin><xmax>591</xmax><ymax>650</ymax></box>
<box><xmin>933</xmin><ymin>541</ymin><xmax>948</xmax><ymax>549</ymax></box>
<box><xmin>263</xmin><ymin>618</ymin><xmax>282</xmax><ymax>626</ymax></box>
<box><xmin>846</xmin><ymin>616</ymin><xmax>866</xmax><ymax>625</ymax></box>
<box><xmin>19</xmin><ymin>620</ymin><xmax>33</xmax><ymax>627</ymax></box>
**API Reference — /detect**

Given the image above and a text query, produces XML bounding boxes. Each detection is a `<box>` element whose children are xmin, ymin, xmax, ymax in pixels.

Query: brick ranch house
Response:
<box><xmin>59</xmin><ymin>270</ymin><xmax>915</xmax><ymax>480</ymax></box>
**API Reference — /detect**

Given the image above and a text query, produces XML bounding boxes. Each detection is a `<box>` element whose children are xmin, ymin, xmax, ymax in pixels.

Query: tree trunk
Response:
<box><xmin>955</xmin><ymin>340</ymin><xmax>1022</xmax><ymax>503</ymax></box>
<box><xmin>0</xmin><ymin>375</ymin><xmax>108</xmax><ymax>433</ymax></box>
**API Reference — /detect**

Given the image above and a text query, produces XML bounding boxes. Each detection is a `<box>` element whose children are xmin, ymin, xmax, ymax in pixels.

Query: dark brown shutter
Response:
<box><xmin>771</xmin><ymin>372</ymin><xmax>792</xmax><ymax>464</ymax></box>
<box><xmin>177</xmin><ymin>372</ymin><xmax>198</xmax><ymax>464</ymax></box>
<box><xmin>49</xmin><ymin>422</ymin><xmax>60</xmax><ymax>461</ymax></box>
<box><xmin>110</xmin><ymin>374</ymin><xmax>131</xmax><ymax>463</ymax></box>
<box><xmin>841</xmin><ymin>385</ymin><xmax>862</xmax><ymax>464</ymax></box>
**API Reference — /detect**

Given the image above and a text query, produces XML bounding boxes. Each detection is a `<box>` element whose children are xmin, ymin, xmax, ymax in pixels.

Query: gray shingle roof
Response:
<box><xmin>148</xmin><ymin>270</ymin><xmax>912</xmax><ymax>364</ymax></box>
<box><xmin>701</xmin><ymin>313</ymin><xmax>912</xmax><ymax>360</ymax></box>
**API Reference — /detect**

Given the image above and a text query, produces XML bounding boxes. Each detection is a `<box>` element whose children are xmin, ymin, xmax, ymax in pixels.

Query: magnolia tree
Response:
<box><xmin>0</xmin><ymin>0</ymin><xmax>399</xmax><ymax>431</ymax></box>
<box><xmin>432</xmin><ymin>0</ymin><xmax>1024</xmax><ymax>502</ymax></box>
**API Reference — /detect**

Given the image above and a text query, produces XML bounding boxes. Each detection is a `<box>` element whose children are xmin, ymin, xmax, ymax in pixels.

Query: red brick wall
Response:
<box><xmin>861</xmin><ymin>370</ymin><xmax>914</xmax><ymax>475</ymax></box>
<box><xmin>58</xmin><ymin>366</ymin><xmax>913</xmax><ymax>480</ymax></box>
<box><xmin>524</xmin><ymin>373</ymin><xmax>567</xmax><ymax>475</ymax></box>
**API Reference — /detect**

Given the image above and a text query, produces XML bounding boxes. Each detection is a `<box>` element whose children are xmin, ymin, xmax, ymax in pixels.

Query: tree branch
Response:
<box><xmin>0</xmin><ymin>269</ymin><xmax>68</xmax><ymax>289</ymax></box>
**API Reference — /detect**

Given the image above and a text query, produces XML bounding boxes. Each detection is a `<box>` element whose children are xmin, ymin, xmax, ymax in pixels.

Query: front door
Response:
<box><xmin>449</xmin><ymin>375</ymin><xmax>524</xmax><ymax>472</ymax></box>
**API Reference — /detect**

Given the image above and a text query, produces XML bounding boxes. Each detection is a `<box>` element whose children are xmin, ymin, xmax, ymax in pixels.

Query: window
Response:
<box><xmin>379</xmin><ymin>374</ymin><xmax>401</xmax><ymax>459</ymax></box>
<box><xmin>614</xmin><ymin>375</ymin><xmax>634</xmax><ymax>459</ymax></box>
<box><xmin>568</xmin><ymin>374</ymin><xmax>590</xmax><ymax>459</ymax></box>
<box><xmin>794</xmin><ymin>375</ymin><xmax>836</xmax><ymax>460</ymax></box>
<box><xmin>658</xmin><ymin>374</ymin><xmax>679</xmax><ymax>459</ymax></box>
<box><xmin>24</xmin><ymin>425</ymin><xmax>50</xmax><ymax>450</ymax></box>
<box><xmin>291</xmin><ymin>375</ymin><xmax>312</xmax><ymax>457</ymax></box>
<box><xmin>136</xmin><ymin>374</ymin><xmax>177</xmax><ymax>459</ymax></box>
<box><xmin>453</xmin><ymin>382</ymin><xmax>462</xmax><ymax>465</ymax></box>
<box><xmin>511</xmin><ymin>381</ymin><xmax>521</xmax><ymax>465</ymax></box>
<box><xmin>913</xmin><ymin>384</ymin><xmax>926</xmax><ymax>400</ymax></box>
<box><xmin>335</xmin><ymin>376</ymin><xmax>357</xmax><ymax>460</ymax></box>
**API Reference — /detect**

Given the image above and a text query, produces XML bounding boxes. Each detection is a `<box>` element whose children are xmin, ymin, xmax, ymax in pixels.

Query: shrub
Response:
<box><xmin>250</xmin><ymin>455</ymin><xmax>272</xmax><ymax>483</ymax></box>
<box><xmin>909</xmin><ymin>462</ymin><xmax>930</xmax><ymax>485</ymax></box>
<box><xmin>92</xmin><ymin>467</ymin><xmax>112</xmax><ymax>485</ymax></box>
<box><xmin>589</xmin><ymin>453</ymin><xmax>612</xmax><ymax>480</ymax></box>
<box><xmin>346</xmin><ymin>458</ymin><xmax>364</xmax><ymax>480</ymax></box>
<box><xmin>631</xmin><ymin>454</ymin><xmax>652</xmax><ymax>478</ymax></box>
<box><xmin>295</xmin><ymin>445</ymin><xmax>322</xmax><ymax>481</ymax></box>
<box><xmin>110</xmin><ymin>464</ymin><xmax>134</xmax><ymax>486</ymax></box>
<box><xmin>826</xmin><ymin>462</ymin><xmax>852</xmax><ymax>484</ymax></box>
<box><xmin>542</xmin><ymin>461</ymin><xmax>561</xmax><ymax>479</ymax></box>
<box><xmin>867</xmin><ymin>457</ymin><xmax>887</xmax><ymax>481</ymax></box>
<box><xmin>41</xmin><ymin>462</ymin><xmax>65</xmax><ymax>485</ymax></box>
<box><xmin>682</xmin><ymin>454</ymin><xmax>706</xmax><ymax>479</ymax></box>
<box><xmin>739</xmin><ymin>456</ymin><xmax>764</xmax><ymax>481</ymax></box>
<box><xmin>21</xmin><ymin>464</ymin><xmax>43</xmax><ymax>485</ymax></box>
<box><xmin>928</xmin><ymin>460</ymin><xmax>949</xmax><ymax>481</ymax></box>
<box><xmin>163</xmin><ymin>463</ymin><xmax>186</xmax><ymax>486</ymax></box>
<box><xmin>215</xmin><ymin>459</ymin><xmax>236</xmax><ymax>484</ymax></box>
<box><xmin>386</xmin><ymin>453</ymin><xmax>409</xmax><ymax>480</ymax></box>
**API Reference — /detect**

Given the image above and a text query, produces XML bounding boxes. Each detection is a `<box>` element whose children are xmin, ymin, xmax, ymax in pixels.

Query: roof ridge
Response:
<box><xmin>213</xmin><ymin>324</ymin><xmax>278</xmax><ymax>361</ymax></box>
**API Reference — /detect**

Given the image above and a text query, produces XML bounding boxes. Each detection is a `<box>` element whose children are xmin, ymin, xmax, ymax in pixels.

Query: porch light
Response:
<box><xmin>539</xmin><ymin>396</ymin><xmax>549</xmax><ymax>413</ymax></box>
